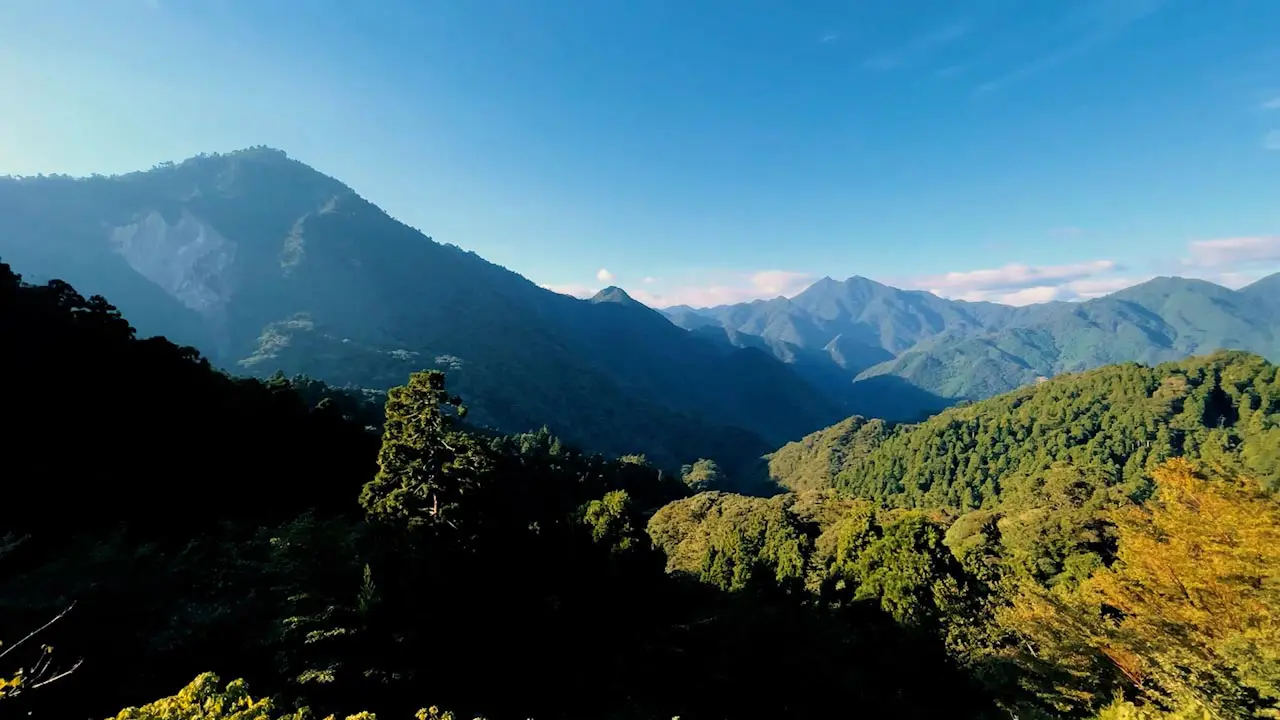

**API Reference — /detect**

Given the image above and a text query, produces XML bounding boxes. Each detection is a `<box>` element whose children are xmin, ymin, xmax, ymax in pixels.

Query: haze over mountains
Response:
<box><xmin>667</xmin><ymin>271</ymin><xmax>1280</xmax><ymax>411</ymax></box>
<box><xmin>0</xmin><ymin>148</ymin><xmax>842</xmax><ymax>481</ymax></box>
<box><xmin>2</xmin><ymin>147</ymin><xmax>1278</xmax><ymax>477</ymax></box>
<box><xmin>6</xmin><ymin>149</ymin><xmax>1280</xmax><ymax>720</ymax></box>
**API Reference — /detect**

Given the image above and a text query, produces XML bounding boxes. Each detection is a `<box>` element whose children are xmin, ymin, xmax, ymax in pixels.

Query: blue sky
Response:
<box><xmin>2</xmin><ymin>0</ymin><xmax>1279</xmax><ymax>307</ymax></box>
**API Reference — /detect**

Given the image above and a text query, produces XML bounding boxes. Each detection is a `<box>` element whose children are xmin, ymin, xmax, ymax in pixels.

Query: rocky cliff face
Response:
<box><xmin>110</xmin><ymin>209</ymin><xmax>238</xmax><ymax>318</ymax></box>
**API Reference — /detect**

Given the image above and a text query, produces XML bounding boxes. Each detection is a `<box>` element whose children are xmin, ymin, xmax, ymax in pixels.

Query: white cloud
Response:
<box><xmin>621</xmin><ymin>270</ymin><xmax>817</xmax><ymax>308</ymax></box>
<box><xmin>595</xmin><ymin>268</ymin><xmax>615</xmax><ymax>282</ymax></box>
<box><xmin>1263</xmin><ymin>97</ymin><xmax>1280</xmax><ymax>110</ymax></box>
<box><xmin>1213</xmin><ymin>270</ymin><xmax>1270</xmax><ymax>289</ymax></box>
<box><xmin>539</xmin><ymin>269</ymin><xmax>816</xmax><ymax>308</ymax></box>
<box><xmin>1186</xmin><ymin>236</ymin><xmax>1280</xmax><ymax>267</ymax></box>
<box><xmin>914</xmin><ymin>260</ymin><xmax>1114</xmax><ymax>293</ymax></box>
<box><xmin>900</xmin><ymin>260</ymin><xmax>1146</xmax><ymax>305</ymax></box>
<box><xmin>1066</xmin><ymin>276</ymin><xmax>1149</xmax><ymax>298</ymax></box>
<box><xmin>911</xmin><ymin>236</ymin><xmax>1280</xmax><ymax>306</ymax></box>
<box><xmin>543</xmin><ymin>236</ymin><xmax>1280</xmax><ymax>312</ymax></box>
<box><xmin>998</xmin><ymin>286</ymin><xmax>1067</xmax><ymax>305</ymax></box>
<box><xmin>749</xmin><ymin>270</ymin><xmax>815</xmax><ymax>296</ymax></box>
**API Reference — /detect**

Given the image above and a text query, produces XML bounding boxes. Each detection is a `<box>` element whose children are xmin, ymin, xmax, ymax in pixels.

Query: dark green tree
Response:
<box><xmin>359</xmin><ymin>371</ymin><xmax>490</xmax><ymax>528</ymax></box>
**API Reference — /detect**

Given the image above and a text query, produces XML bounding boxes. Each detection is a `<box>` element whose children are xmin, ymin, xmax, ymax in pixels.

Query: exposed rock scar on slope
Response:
<box><xmin>110</xmin><ymin>209</ymin><xmax>237</xmax><ymax>317</ymax></box>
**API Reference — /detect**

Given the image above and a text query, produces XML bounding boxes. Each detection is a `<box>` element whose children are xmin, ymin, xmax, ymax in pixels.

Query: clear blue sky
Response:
<box><xmin>2</xmin><ymin>0</ymin><xmax>1279</xmax><ymax>306</ymax></box>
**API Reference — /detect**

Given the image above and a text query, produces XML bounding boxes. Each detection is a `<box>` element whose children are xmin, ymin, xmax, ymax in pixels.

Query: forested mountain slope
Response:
<box><xmin>0</xmin><ymin>265</ymin><xmax>994</xmax><ymax>719</ymax></box>
<box><xmin>6</xmin><ymin>265</ymin><xmax>1279</xmax><ymax>720</ymax></box>
<box><xmin>671</xmin><ymin>274</ymin><xmax>1280</xmax><ymax>418</ymax></box>
<box><xmin>769</xmin><ymin>351</ymin><xmax>1280</xmax><ymax>508</ymax></box>
<box><xmin>0</xmin><ymin>149</ymin><xmax>843</xmax><ymax>476</ymax></box>
<box><xmin>663</xmin><ymin>351</ymin><xmax>1280</xmax><ymax>719</ymax></box>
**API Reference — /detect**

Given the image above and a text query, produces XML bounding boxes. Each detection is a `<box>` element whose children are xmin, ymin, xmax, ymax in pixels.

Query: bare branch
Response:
<box><xmin>30</xmin><ymin>658</ymin><xmax>84</xmax><ymax>690</ymax></box>
<box><xmin>0</xmin><ymin>602</ymin><xmax>76</xmax><ymax>661</ymax></box>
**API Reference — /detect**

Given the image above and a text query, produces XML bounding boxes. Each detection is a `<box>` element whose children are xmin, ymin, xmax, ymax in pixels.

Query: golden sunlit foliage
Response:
<box><xmin>105</xmin><ymin>673</ymin><xmax>479</xmax><ymax>720</ymax></box>
<box><xmin>1001</xmin><ymin>459</ymin><xmax>1280</xmax><ymax>718</ymax></box>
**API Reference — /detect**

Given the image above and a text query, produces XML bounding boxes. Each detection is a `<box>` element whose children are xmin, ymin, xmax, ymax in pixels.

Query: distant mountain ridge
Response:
<box><xmin>0</xmin><ymin>148</ymin><xmax>844</xmax><ymax>479</ymax></box>
<box><xmin>664</xmin><ymin>272</ymin><xmax>1280</xmax><ymax>416</ymax></box>
<box><xmin>4</xmin><ymin>147</ymin><xmax>1276</xmax><ymax>465</ymax></box>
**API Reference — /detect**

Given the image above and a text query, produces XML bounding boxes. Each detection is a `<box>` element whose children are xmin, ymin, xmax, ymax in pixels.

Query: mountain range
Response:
<box><xmin>666</xmin><ymin>272</ymin><xmax>1280</xmax><ymax>417</ymax></box>
<box><xmin>2</xmin><ymin>147</ymin><xmax>1277</xmax><ymax>480</ymax></box>
<box><xmin>0</xmin><ymin>148</ymin><xmax>842</xmax><ymax>480</ymax></box>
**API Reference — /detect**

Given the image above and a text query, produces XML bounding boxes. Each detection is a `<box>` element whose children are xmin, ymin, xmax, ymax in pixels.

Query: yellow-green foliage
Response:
<box><xmin>766</xmin><ymin>416</ymin><xmax>888</xmax><ymax>493</ymax></box>
<box><xmin>1090</xmin><ymin>697</ymin><xmax>1211</xmax><ymax>720</ymax></box>
<box><xmin>649</xmin><ymin>490</ymin><xmax>973</xmax><ymax>629</ymax></box>
<box><xmin>647</xmin><ymin>492</ymin><xmax>812</xmax><ymax>592</ymax></box>
<box><xmin>0</xmin><ymin>671</ymin><xmax>18</xmax><ymax>699</ymax></box>
<box><xmin>999</xmin><ymin>459</ymin><xmax>1280</xmax><ymax>718</ymax></box>
<box><xmin>105</xmin><ymin>673</ymin><xmax>479</xmax><ymax>720</ymax></box>
<box><xmin>106</xmin><ymin>673</ymin><xmax>306</xmax><ymax>720</ymax></box>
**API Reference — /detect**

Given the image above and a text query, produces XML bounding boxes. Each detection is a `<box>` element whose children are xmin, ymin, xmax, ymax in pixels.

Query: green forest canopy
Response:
<box><xmin>2</xmin><ymin>260</ymin><xmax>1279</xmax><ymax>719</ymax></box>
<box><xmin>769</xmin><ymin>351</ymin><xmax>1280</xmax><ymax>508</ymax></box>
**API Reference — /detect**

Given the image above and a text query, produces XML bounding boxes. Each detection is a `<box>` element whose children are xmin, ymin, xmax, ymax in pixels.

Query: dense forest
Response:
<box><xmin>769</xmin><ymin>353</ymin><xmax>1280</xmax><ymax>506</ymax></box>
<box><xmin>3</xmin><ymin>261</ymin><xmax>1279</xmax><ymax>718</ymax></box>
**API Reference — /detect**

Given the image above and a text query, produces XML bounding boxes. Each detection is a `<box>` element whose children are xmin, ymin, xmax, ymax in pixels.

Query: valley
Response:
<box><xmin>2</xmin><ymin>150</ymin><xmax>1279</xmax><ymax>720</ymax></box>
<box><xmin>6</xmin><ymin>2</ymin><xmax>1280</xmax><ymax>716</ymax></box>
<box><xmin>3</xmin><ymin>149</ymin><xmax>1277</xmax><ymax>490</ymax></box>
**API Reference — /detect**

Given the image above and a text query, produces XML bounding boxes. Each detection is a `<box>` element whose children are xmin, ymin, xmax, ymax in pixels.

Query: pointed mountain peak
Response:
<box><xmin>843</xmin><ymin>274</ymin><xmax>894</xmax><ymax>290</ymax></box>
<box><xmin>590</xmin><ymin>285</ymin><xmax>641</xmax><ymax>306</ymax></box>
<box><xmin>793</xmin><ymin>275</ymin><xmax>842</xmax><ymax>299</ymax></box>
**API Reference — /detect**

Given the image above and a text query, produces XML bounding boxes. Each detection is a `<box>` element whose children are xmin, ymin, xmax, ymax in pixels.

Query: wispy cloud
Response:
<box><xmin>543</xmin><ymin>235</ymin><xmax>1280</xmax><ymax>311</ymax></box>
<box><xmin>904</xmin><ymin>260</ymin><xmax>1127</xmax><ymax>304</ymax></box>
<box><xmin>912</xmin><ymin>260</ymin><xmax>1116</xmax><ymax>293</ymax></box>
<box><xmin>1263</xmin><ymin>97</ymin><xmax>1280</xmax><ymax>109</ymax></box>
<box><xmin>820</xmin><ymin>33</ymin><xmax>840</xmax><ymax>44</ymax></box>
<box><xmin>1186</xmin><ymin>235</ymin><xmax>1280</xmax><ymax>267</ymax></box>
<box><xmin>631</xmin><ymin>270</ymin><xmax>816</xmax><ymax>308</ymax></box>
<box><xmin>1063</xmin><ymin>276</ymin><xmax>1148</xmax><ymax>298</ymax></box>
<box><xmin>864</xmin><ymin>22</ymin><xmax>969</xmax><ymax>71</ymax></box>
<box><xmin>595</xmin><ymin>268</ymin><xmax>615</xmax><ymax>282</ymax></box>
<box><xmin>1214</xmin><ymin>270</ymin><xmax>1271</xmax><ymax>289</ymax></box>
<box><xmin>541</xmin><ymin>270</ymin><xmax>816</xmax><ymax>309</ymax></box>
<box><xmin>1265</xmin><ymin>130</ymin><xmax>1280</xmax><ymax>150</ymax></box>
<box><xmin>974</xmin><ymin>0</ymin><xmax>1170</xmax><ymax>95</ymax></box>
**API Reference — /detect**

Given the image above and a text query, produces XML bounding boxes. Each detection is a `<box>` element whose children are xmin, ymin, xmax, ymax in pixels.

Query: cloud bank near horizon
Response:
<box><xmin>540</xmin><ymin>236</ymin><xmax>1280</xmax><ymax>310</ymax></box>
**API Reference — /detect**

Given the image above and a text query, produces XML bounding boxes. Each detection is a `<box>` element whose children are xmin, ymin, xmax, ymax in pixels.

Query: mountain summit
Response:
<box><xmin>0</xmin><ymin>148</ymin><xmax>842</xmax><ymax>477</ymax></box>
<box><xmin>666</xmin><ymin>271</ymin><xmax>1280</xmax><ymax>414</ymax></box>
<box><xmin>590</xmin><ymin>285</ymin><xmax>643</xmax><ymax>306</ymax></box>
<box><xmin>4</xmin><ymin>148</ymin><xmax>1277</xmax><ymax>450</ymax></box>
